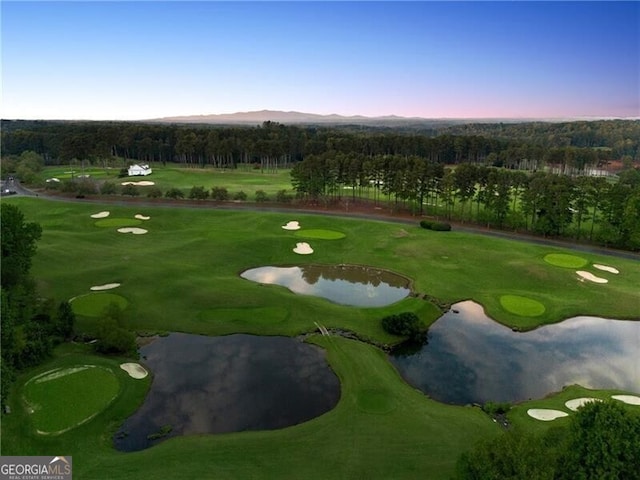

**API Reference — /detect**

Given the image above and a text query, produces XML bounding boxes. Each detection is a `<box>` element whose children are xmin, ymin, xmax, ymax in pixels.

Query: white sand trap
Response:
<box><xmin>117</xmin><ymin>227</ymin><xmax>148</xmax><ymax>235</ymax></box>
<box><xmin>91</xmin><ymin>211</ymin><xmax>110</xmax><ymax>219</ymax></box>
<box><xmin>293</xmin><ymin>242</ymin><xmax>313</xmax><ymax>254</ymax></box>
<box><xmin>576</xmin><ymin>271</ymin><xmax>608</xmax><ymax>284</ymax></box>
<box><xmin>134</xmin><ymin>214</ymin><xmax>151</xmax><ymax>220</ymax></box>
<box><xmin>120</xmin><ymin>363</ymin><xmax>148</xmax><ymax>379</ymax></box>
<box><xmin>121</xmin><ymin>181</ymin><xmax>155</xmax><ymax>186</ymax></box>
<box><xmin>46</xmin><ymin>177</ymin><xmax>60</xmax><ymax>183</ymax></box>
<box><xmin>90</xmin><ymin>283</ymin><xmax>121</xmax><ymax>291</ymax></box>
<box><xmin>593</xmin><ymin>264</ymin><xmax>619</xmax><ymax>274</ymax></box>
<box><xmin>565</xmin><ymin>397</ymin><xmax>602</xmax><ymax>411</ymax></box>
<box><xmin>527</xmin><ymin>409</ymin><xmax>569</xmax><ymax>421</ymax></box>
<box><xmin>282</xmin><ymin>221</ymin><xmax>301</xmax><ymax>230</ymax></box>
<box><xmin>612</xmin><ymin>395</ymin><xmax>640</xmax><ymax>405</ymax></box>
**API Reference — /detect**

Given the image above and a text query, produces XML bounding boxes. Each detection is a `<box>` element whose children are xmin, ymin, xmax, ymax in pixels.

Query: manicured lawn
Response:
<box><xmin>543</xmin><ymin>253</ymin><xmax>588</xmax><ymax>268</ymax></box>
<box><xmin>2</xmin><ymin>196</ymin><xmax>639</xmax><ymax>479</ymax></box>
<box><xmin>6</xmin><ymin>196</ymin><xmax>640</xmax><ymax>337</ymax></box>
<box><xmin>23</xmin><ymin>365</ymin><xmax>119</xmax><ymax>434</ymax></box>
<box><xmin>143</xmin><ymin>166</ymin><xmax>294</xmax><ymax>195</ymax></box>
<box><xmin>71</xmin><ymin>293</ymin><xmax>129</xmax><ymax>318</ymax></box>
<box><xmin>500</xmin><ymin>295</ymin><xmax>546</xmax><ymax>317</ymax></box>
<box><xmin>94</xmin><ymin>218</ymin><xmax>142</xmax><ymax>228</ymax></box>
<box><xmin>294</xmin><ymin>229</ymin><xmax>346</xmax><ymax>240</ymax></box>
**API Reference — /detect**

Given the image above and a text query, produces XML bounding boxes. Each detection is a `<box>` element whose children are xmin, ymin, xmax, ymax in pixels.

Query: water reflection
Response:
<box><xmin>390</xmin><ymin>301</ymin><xmax>640</xmax><ymax>405</ymax></box>
<box><xmin>241</xmin><ymin>264</ymin><xmax>410</xmax><ymax>307</ymax></box>
<box><xmin>114</xmin><ymin>333</ymin><xmax>340</xmax><ymax>451</ymax></box>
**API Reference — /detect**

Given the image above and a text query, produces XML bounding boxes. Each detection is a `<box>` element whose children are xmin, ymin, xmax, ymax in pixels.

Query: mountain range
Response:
<box><xmin>148</xmin><ymin>110</ymin><xmax>428</xmax><ymax>125</ymax></box>
<box><xmin>146</xmin><ymin>110</ymin><xmax>629</xmax><ymax>126</ymax></box>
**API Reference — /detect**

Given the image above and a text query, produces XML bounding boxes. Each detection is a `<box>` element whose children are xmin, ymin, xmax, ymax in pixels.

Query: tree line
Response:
<box><xmin>2</xmin><ymin>119</ymin><xmax>638</xmax><ymax>173</ymax></box>
<box><xmin>1</xmin><ymin>204</ymin><xmax>75</xmax><ymax>410</ymax></box>
<box><xmin>291</xmin><ymin>153</ymin><xmax>640</xmax><ymax>250</ymax></box>
<box><xmin>457</xmin><ymin>400</ymin><xmax>640</xmax><ymax>479</ymax></box>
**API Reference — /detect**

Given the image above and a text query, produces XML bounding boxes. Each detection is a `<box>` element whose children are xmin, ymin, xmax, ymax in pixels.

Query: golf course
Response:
<box><xmin>2</xmin><ymin>192</ymin><xmax>639</xmax><ymax>479</ymax></box>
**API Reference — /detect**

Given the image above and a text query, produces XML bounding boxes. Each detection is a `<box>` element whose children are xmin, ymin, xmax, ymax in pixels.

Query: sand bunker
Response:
<box><xmin>117</xmin><ymin>227</ymin><xmax>148</xmax><ymax>235</ymax></box>
<box><xmin>593</xmin><ymin>264</ymin><xmax>619</xmax><ymax>274</ymax></box>
<box><xmin>134</xmin><ymin>214</ymin><xmax>151</xmax><ymax>220</ymax></box>
<box><xmin>46</xmin><ymin>177</ymin><xmax>61</xmax><ymax>183</ymax></box>
<box><xmin>527</xmin><ymin>409</ymin><xmax>569</xmax><ymax>421</ymax></box>
<box><xmin>612</xmin><ymin>395</ymin><xmax>640</xmax><ymax>405</ymax></box>
<box><xmin>293</xmin><ymin>242</ymin><xmax>313</xmax><ymax>254</ymax></box>
<box><xmin>121</xmin><ymin>181</ymin><xmax>155</xmax><ymax>186</ymax></box>
<box><xmin>565</xmin><ymin>397</ymin><xmax>602</xmax><ymax>411</ymax></box>
<box><xmin>576</xmin><ymin>271</ymin><xmax>608</xmax><ymax>284</ymax></box>
<box><xmin>120</xmin><ymin>363</ymin><xmax>148</xmax><ymax>379</ymax></box>
<box><xmin>90</xmin><ymin>283</ymin><xmax>121</xmax><ymax>291</ymax></box>
<box><xmin>282</xmin><ymin>221</ymin><xmax>301</xmax><ymax>230</ymax></box>
<box><xmin>91</xmin><ymin>211</ymin><xmax>110</xmax><ymax>219</ymax></box>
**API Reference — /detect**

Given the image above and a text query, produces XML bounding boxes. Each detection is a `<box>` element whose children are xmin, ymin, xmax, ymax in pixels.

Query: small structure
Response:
<box><xmin>127</xmin><ymin>164</ymin><xmax>152</xmax><ymax>176</ymax></box>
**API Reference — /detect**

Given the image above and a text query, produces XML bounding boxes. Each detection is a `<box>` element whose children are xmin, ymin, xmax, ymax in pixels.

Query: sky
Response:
<box><xmin>1</xmin><ymin>1</ymin><xmax>639</xmax><ymax>120</ymax></box>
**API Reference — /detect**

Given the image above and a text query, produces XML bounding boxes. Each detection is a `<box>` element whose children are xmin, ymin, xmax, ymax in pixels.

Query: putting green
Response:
<box><xmin>294</xmin><ymin>229</ymin><xmax>346</xmax><ymax>240</ymax></box>
<box><xmin>356</xmin><ymin>389</ymin><xmax>396</xmax><ymax>414</ymax></box>
<box><xmin>500</xmin><ymin>295</ymin><xmax>546</xmax><ymax>317</ymax></box>
<box><xmin>23</xmin><ymin>365</ymin><xmax>119</xmax><ymax>434</ymax></box>
<box><xmin>95</xmin><ymin>218</ymin><xmax>142</xmax><ymax>228</ymax></box>
<box><xmin>543</xmin><ymin>253</ymin><xmax>588</xmax><ymax>268</ymax></box>
<box><xmin>71</xmin><ymin>293</ymin><xmax>128</xmax><ymax>317</ymax></box>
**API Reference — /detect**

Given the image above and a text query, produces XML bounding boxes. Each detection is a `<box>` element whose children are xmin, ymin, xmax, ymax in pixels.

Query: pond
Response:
<box><xmin>240</xmin><ymin>264</ymin><xmax>411</xmax><ymax>307</ymax></box>
<box><xmin>114</xmin><ymin>333</ymin><xmax>340</xmax><ymax>452</ymax></box>
<box><xmin>390</xmin><ymin>301</ymin><xmax>640</xmax><ymax>405</ymax></box>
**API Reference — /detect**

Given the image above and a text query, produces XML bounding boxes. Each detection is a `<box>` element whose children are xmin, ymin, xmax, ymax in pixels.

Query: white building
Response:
<box><xmin>127</xmin><ymin>164</ymin><xmax>152</xmax><ymax>176</ymax></box>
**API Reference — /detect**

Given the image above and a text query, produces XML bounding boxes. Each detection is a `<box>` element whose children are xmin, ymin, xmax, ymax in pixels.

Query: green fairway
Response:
<box><xmin>23</xmin><ymin>365</ymin><xmax>119</xmax><ymax>434</ymax></box>
<box><xmin>94</xmin><ymin>218</ymin><xmax>142</xmax><ymax>228</ymax></box>
<box><xmin>71</xmin><ymin>293</ymin><xmax>129</xmax><ymax>317</ymax></box>
<box><xmin>7</xmin><ymin>196</ymin><xmax>640</xmax><ymax>335</ymax></box>
<box><xmin>42</xmin><ymin>166</ymin><xmax>119</xmax><ymax>181</ymax></box>
<box><xmin>142</xmin><ymin>166</ymin><xmax>294</xmax><ymax>194</ymax></box>
<box><xmin>294</xmin><ymin>229</ymin><xmax>346</xmax><ymax>240</ymax></box>
<box><xmin>500</xmin><ymin>295</ymin><xmax>546</xmax><ymax>317</ymax></box>
<box><xmin>2</xmin><ymin>196</ymin><xmax>639</xmax><ymax>479</ymax></box>
<box><xmin>544</xmin><ymin>253</ymin><xmax>588</xmax><ymax>268</ymax></box>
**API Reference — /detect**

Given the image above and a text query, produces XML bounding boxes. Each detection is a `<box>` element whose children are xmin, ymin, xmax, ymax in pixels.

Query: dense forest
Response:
<box><xmin>2</xmin><ymin>119</ymin><xmax>639</xmax><ymax>172</ymax></box>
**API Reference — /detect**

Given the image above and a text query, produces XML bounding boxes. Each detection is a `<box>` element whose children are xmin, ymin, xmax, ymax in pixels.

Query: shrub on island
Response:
<box><xmin>381</xmin><ymin>312</ymin><xmax>424</xmax><ymax>340</ymax></box>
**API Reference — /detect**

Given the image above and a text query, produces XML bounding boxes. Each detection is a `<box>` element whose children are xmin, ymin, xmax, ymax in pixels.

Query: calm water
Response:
<box><xmin>390</xmin><ymin>301</ymin><xmax>640</xmax><ymax>405</ymax></box>
<box><xmin>240</xmin><ymin>264</ymin><xmax>411</xmax><ymax>307</ymax></box>
<box><xmin>114</xmin><ymin>333</ymin><xmax>340</xmax><ymax>452</ymax></box>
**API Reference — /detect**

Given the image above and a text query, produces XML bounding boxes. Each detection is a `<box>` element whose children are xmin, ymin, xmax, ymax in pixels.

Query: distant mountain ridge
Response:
<box><xmin>146</xmin><ymin>110</ymin><xmax>632</xmax><ymax>126</ymax></box>
<box><xmin>147</xmin><ymin>110</ymin><xmax>427</xmax><ymax>125</ymax></box>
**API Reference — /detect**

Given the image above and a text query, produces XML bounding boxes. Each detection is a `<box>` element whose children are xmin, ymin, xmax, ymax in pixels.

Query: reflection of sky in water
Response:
<box><xmin>114</xmin><ymin>333</ymin><xmax>340</xmax><ymax>452</ymax></box>
<box><xmin>241</xmin><ymin>265</ymin><xmax>410</xmax><ymax>307</ymax></box>
<box><xmin>391</xmin><ymin>301</ymin><xmax>640</xmax><ymax>405</ymax></box>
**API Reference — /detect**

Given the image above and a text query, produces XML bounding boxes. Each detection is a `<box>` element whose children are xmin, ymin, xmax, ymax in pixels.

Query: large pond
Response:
<box><xmin>390</xmin><ymin>301</ymin><xmax>640</xmax><ymax>405</ymax></box>
<box><xmin>240</xmin><ymin>264</ymin><xmax>411</xmax><ymax>307</ymax></box>
<box><xmin>114</xmin><ymin>333</ymin><xmax>340</xmax><ymax>452</ymax></box>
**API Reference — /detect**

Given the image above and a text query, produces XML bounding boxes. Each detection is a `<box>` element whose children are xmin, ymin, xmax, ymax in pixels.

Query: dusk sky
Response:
<box><xmin>2</xmin><ymin>1</ymin><xmax>639</xmax><ymax>120</ymax></box>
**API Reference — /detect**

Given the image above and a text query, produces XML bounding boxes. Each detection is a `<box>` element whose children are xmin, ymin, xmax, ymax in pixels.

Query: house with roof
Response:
<box><xmin>127</xmin><ymin>164</ymin><xmax>152</xmax><ymax>176</ymax></box>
